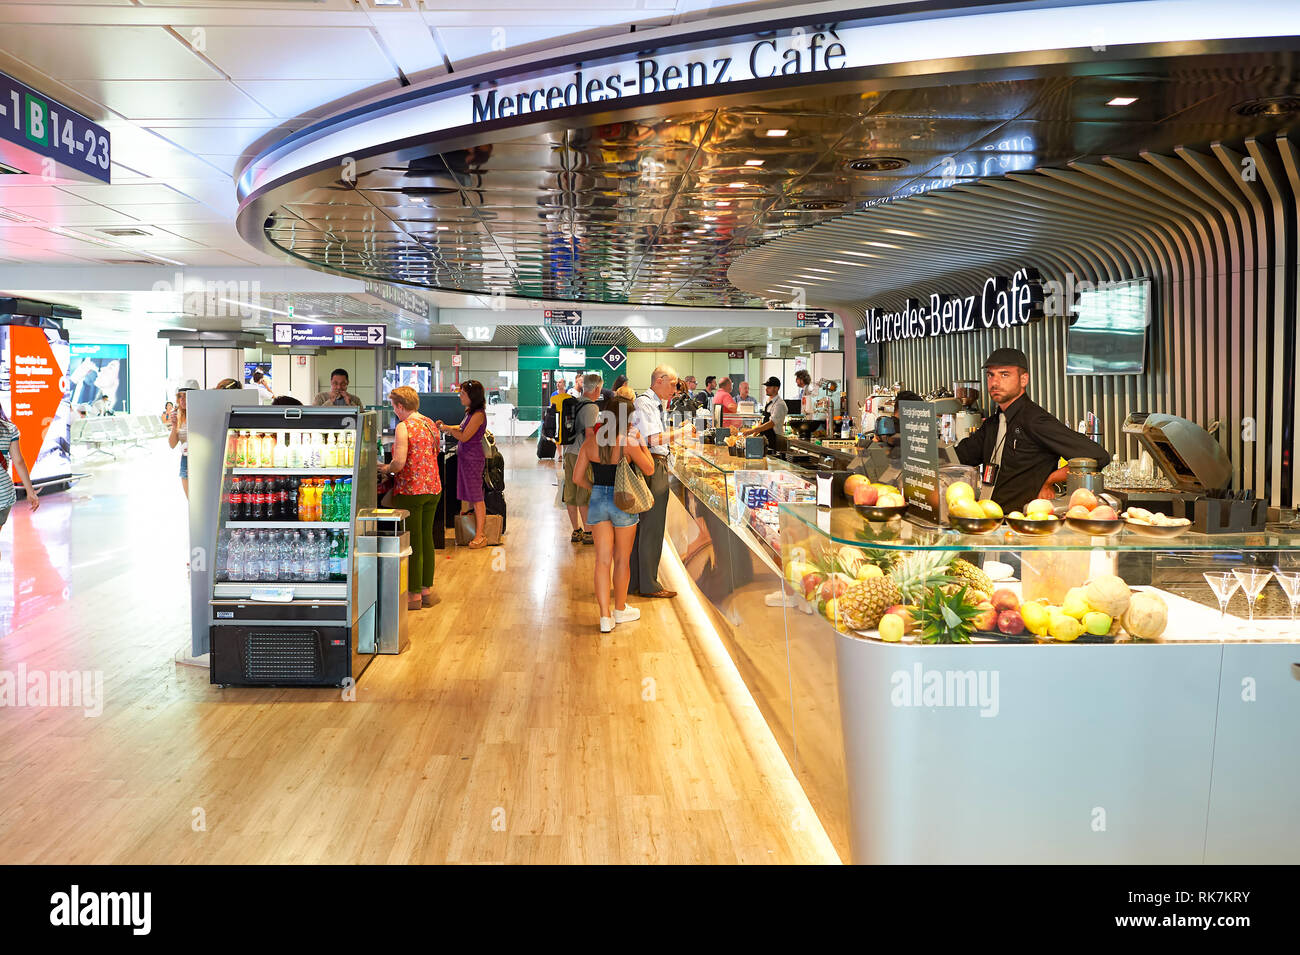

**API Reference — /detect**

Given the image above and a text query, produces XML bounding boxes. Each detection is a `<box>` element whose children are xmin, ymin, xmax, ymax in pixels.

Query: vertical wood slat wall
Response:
<box><xmin>867</xmin><ymin>136</ymin><xmax>1300</xmax><ymax>507</ymax></box>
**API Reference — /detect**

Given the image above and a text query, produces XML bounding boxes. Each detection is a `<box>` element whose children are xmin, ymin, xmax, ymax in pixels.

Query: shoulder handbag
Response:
<box><xmin>613</xmin><ymin>451</ymin><xmax>654</xmax><ymax>514</ymax></box>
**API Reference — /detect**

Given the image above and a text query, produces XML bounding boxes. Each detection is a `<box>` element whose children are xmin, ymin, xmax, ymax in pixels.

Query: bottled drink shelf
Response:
<box><xmin>213</xmin><ymin>582</ymin><xmax>348</xmax><ymax>599</ymax></box>
<box><xmin>229</xmin><ymin>468</ymin><xmax>354</xmax><ymax>476</ymax></box>
<box><xmin>225</xmin><ymin>521</ymin><xmax>349</xmax><ymax>529</ymax></box>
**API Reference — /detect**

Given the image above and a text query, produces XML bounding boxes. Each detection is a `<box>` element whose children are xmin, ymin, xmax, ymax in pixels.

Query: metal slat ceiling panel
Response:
<box><xmin>730</xmin><ymin>132</ymin><xmax>1300</xmax><ymax>507</ymax></box>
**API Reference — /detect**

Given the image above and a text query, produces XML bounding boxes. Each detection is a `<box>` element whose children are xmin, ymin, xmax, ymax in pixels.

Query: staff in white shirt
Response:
<box><xmin>628</xmin><ymin>365</ymin><xmax>692</xmax><ymax>599</ymax></box>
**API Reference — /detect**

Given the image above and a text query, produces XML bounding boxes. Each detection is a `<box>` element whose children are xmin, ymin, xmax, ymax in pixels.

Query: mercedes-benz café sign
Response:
<box><xmin>862</xmin><ymin>268</ymin><xmax>1044</xmax><ymax>345</ymax></box>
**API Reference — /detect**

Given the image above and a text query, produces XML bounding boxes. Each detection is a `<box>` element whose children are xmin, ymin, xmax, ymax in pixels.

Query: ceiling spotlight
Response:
<box><xmin>727</xmin><ymin>182</ymin><xmax>748</xmax><ymax>188</ymax></box>
<box><xmin>846</xmin><ymin>156</ymin><xmax>909</xmax><ymax>172</ymax></box>
<box><xmin>1232</xmin><ymin>95</ymin><xmax>1300</xmax><ymax>116</ymax></box>
<box><xmin>715</xmin><ymin>201</ymin><xmax>731</xmax><ymax>207</ymax></box>
<box><xmin>744</xmin><ymin>159</ymin><xmax>764</xmax><ymax>167</ymax></box>
<box><xmin>765</xmin><ymin>129</ymin><xmax>789</xmax><ymax>137</ymax></box>
<box><xmin>1106</xmin><ymin>96</ymin><xmax>1138</xmax><ymax>107</ymax></box>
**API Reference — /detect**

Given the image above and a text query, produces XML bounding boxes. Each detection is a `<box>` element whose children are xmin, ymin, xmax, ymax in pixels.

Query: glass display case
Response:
<box><xmin>777</xmin><ymin>503</ymin><xmax>1300</xmax><ymax>644</ymax></box>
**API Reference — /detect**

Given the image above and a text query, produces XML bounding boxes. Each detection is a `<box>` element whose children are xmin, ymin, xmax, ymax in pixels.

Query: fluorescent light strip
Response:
<box><xmin>0</xmin><ymin>208</ymin><xmax>40</xmax><ymax>224</ymax></box>
<box><xmin>539</xmin><ymin>326</ymin><xmax>554</xmax><ymax>346</ymax></box>
<box><xmin>674</xmin><ymin>328</ymin><xmax>723</xmax><ymax>348</ymax></box>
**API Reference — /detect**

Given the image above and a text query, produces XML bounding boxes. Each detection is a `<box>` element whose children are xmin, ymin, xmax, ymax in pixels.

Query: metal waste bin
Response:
<box><xmin>356</xmin><ymin>508</ymin><xmax>411</xmax><ymax>654</ymax></box>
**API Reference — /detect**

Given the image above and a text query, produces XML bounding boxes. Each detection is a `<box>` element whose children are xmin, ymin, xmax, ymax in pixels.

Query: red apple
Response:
<box><xmin>819</xmin><ymin>576</ymin><xmax>851</xmax><ymax>602</ymax></box>
<box><xmin>801</xmin><ymin>572</ymin><xmax>825</xmax><ymax>601</ymax></box>
<box><xmin>990</xmin><ymin>588</ymin><xmax>1020</xmax><ymax>613</ymax></box>
<box><xmin>997</xmin><ymin>609</ymin><xmax>1025</xmax><ymax>635</ymax></box>
<box><xmin>853</xmin><ymin>484</ymin><xmax>880</xmax><ymax>507</ymax></box>
<box><xmin>972</xmin><ymin>604</ymin><xmax>998</xmax><ymax>632</ymax></box>
<box><xmin>885</xmin><ymin>604</ymin><xmax>917</xmax><ymax>633</ymax></box>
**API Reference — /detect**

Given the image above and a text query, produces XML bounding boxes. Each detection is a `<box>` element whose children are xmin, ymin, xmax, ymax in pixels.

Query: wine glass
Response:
<box><xmin>1203</xmin><ymin>572</ymin><xmax>1239</xmax><ymax>636</ymax></box>
<box><xmin>1232</xmin><ymin>568</ymin><xmax>1273</xmax><ymax>635</ymax></box>
<box><xmin>1273</xmin><ymin>570</ymin><xmax>1300</xmax><ymax>631</ymax></box>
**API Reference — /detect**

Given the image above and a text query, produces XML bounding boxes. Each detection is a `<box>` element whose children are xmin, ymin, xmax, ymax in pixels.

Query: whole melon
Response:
<box><xmin>1084</xmin><ymin>574</ymin><xmax>1132</xmax><ymax>618</ymax></box>
<box><xmin>1122</xmin><ymin>592</ymin><xmax>1169</xmax><ymax>641</ymax></box>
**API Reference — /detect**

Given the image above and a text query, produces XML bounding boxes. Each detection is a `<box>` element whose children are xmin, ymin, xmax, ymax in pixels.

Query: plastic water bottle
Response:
<box><xmin>341</xmin><ymin>478</ymin><xmax>352</xmax><ymax>521</ymax></box>
<box><xmin>322</xmin><ymin>479</ymin><xmax>335</xmax><ymax>523</ymax></box>
<box><xmin>215</xmin><ymin>531</ymin><xmax>229</xmax><ymax>582</ymax></box>
<box><xmin>225</xmin><ymin>529</ymin><xmax>243</xmax><ymax>582</ymax></box>
<box><xmin>288</xmin><ymin>530</ymin><xmax>303</xmax><ymax>582</ymax></box>
<box><xmin>317</xmin><ymin>532</ymin><xmax>331</xmax><ymax>581</ymax></box>
<box><xmin>302</xmin><ymin>530</ymin><xmax>318</xmax><ymax>581</ymax></box>
<box><xmin>263</xmin><ymin>530</ymin><xmax>281</xmax><ymax>582</ymax></box>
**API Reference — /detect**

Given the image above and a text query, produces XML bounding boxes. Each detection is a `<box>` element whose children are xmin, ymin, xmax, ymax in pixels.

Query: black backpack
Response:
<box><xmin>559</xmin><ymin>396</ymin><xmax>594</xmax><ymax>446</ymax></box>
<box><xmin>542</xmin><ymin>404</ymin><xmax>559</xmax><ymax>441</ymax></box>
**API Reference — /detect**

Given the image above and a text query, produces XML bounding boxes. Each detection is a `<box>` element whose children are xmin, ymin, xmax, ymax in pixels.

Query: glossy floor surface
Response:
<box><xmin>0</xmin><ymin>439</ymin><xmax>838</xmax><ymax>864</ymax></box>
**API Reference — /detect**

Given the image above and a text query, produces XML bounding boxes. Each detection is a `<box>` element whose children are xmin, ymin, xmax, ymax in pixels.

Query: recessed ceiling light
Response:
<box><xmin>765</xmin><ymin>129</ymin><xmax>788</xmax><ymax>137</ymax></box>
<box><xmin>727</xmin><ymin>182</ymin><xmax>748</xmax><ymax>188</ymax></box>
<box><xmin>1232</xmin><ymin>95</ymin><xmax>1300</xmax><ymax>116</ymax></box>
<box><xmin>744</xmin><ymin>159</ymin><xmax>764</xmax><ymax>167</ymax></box>
<box><xmin>846</xmin><ymin>156</ymin><xmax>909</xmax><ymax>172</ymax></box>
<box><xmin>715</xmin><ymin>201</ymin><xmax>731</xmax><ymax>207</ymax></box>
<box><xmin>1106</xmin><ymin>96</ymin><xmax>1138</xmax><ymax>107</ymax></box>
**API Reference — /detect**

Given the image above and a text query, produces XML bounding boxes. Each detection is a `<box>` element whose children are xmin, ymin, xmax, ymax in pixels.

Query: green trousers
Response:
<box><xmin>393</xmin><ymin>492</ymin><xmax>441</xmax><ymax>591</ymax></box>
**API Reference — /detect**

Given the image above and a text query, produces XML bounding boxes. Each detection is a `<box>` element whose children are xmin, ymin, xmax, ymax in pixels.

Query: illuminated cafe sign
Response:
<box><xmin>863</xmin><ymin>268</ymin><xmax>1044</xmax><ymax>345</ymax></box>
<box><xmin>471</xmin><ymin>29</ymin><xmax>847</xmax><ymax>122</ymax></box>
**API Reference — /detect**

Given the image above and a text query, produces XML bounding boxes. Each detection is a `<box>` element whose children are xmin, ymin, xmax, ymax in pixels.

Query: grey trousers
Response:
<box><xmin>629</xmin><ymin>455</ymin><xmax>670</xmax><ymax>594</ymax></box>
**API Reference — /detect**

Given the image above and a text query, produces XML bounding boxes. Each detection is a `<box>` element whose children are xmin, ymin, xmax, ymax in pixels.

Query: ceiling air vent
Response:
<box><xmin>100</xmin><ymin>258</ymin><xmax>163</xmax><ymax>266</ymax></box>
<box><xmin>1232</xmin><ymin>95</ymin><xmax>1300</xmax><ymax>117</ymax></box>
<box><xmin>845</xmin><ymin>156</ymin><xmax>909</xmax><ymax>172</ymax></box>
<box><xmin>98</xmin><ymin>227</ymin><xmax>151</xmax><ymax>238</ymax></box>
<box><xmin>797</xmin><ymin>199</ymin><xmax>845</xmax><ymax>211</ymax></box>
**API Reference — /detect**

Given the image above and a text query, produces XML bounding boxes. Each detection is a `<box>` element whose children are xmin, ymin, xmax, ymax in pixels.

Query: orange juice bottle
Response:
<box><xmin>310</xmin><ymin>479</ymin><xmax>322</xmax><ymax>522</ymax></box>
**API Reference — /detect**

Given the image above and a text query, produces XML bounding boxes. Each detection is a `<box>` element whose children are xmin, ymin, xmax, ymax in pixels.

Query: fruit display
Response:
<box><xmin>1122</xmin><ymin>591</ymin><xmax>1169</xmax><ymax>641</ymax></box>
<box><xmin>951</xmin><ymin>557</ymin><xmax>994</xmax><ymax>595</ymax></box>
<box><xmin>837</xmin><ymin>549</ymin><xmax>952</xmax><ymax>630</ymax></box>
<box><xmin>854</xmin><ymin>479</ymin><xmax>906</xmax><ymax>509</ymax></box>
<box><xmin>1064</xmin><ymin>487</ymin><xmax>1119</xmax><ymax>522</ymax></box>
<box><xmin>1122</xmin><ymin>506</ymin><xmax>1189</xmax><ymax>527</ymax></box>
<box><xmin>916</xmin><ymin>584</ymin><xmax>984</xmax><ymax>644</ymax></box>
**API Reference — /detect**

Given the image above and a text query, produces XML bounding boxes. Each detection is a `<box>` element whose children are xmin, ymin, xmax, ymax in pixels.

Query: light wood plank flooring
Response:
<box><xmin>0</xmin><ymin>441</ymin><xmax>838</xmax><ymax>864</ymax></box>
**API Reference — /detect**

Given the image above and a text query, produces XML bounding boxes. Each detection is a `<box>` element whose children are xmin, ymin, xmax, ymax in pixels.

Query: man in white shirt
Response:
<box><xmin>567</xmin><ymin>378</ymin><xmax>584</xmax><ymax>399</ymax></box>
<box><xmin>629</xmin><ymin>364</ymin><xmax>690</xmax><ymax>599</ymax></box>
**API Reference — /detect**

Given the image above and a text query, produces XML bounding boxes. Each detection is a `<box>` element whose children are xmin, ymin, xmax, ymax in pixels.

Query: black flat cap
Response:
<box><xmin>983</xmin><ymin>347</ymin><xmax>1029</xmax><ymax>370</ymax></box>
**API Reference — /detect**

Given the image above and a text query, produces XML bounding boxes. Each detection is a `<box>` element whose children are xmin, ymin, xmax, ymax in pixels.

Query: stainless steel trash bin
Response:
<box><xmin>356</xmin><ymin>508</ymin><xmax>411</xmax><ymax>654</ymax></box>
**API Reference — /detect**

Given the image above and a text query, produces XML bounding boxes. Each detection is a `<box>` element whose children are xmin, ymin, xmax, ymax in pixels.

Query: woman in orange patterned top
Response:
<box><xmin>379</xmin><ymin>386</ymin><xmax>442</xmax><ymax>610</ymax></box>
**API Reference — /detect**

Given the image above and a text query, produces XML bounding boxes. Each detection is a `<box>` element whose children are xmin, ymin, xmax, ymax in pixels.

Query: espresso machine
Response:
<box><xmin>953</xmin><ymin>379</ymin><xmax>983</xmax><ymax>439</ymax></box>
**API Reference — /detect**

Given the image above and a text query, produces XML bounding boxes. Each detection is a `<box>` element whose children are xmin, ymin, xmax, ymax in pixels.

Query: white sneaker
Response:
<box><xmin>613</xmin><ymin>606</ymin><xmax>640</xmax><ymax>624</ymax></box>
<box><xmin>599</xmin><ymin>616</ymin><xmax>616</xmax><ymax>633</ymax></box>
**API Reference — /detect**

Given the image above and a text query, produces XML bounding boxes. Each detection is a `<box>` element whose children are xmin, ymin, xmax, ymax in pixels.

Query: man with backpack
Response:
<box><xmin>561</xmin><ymin>372</ymin><xmax>604</xmax><ymax>544</ymax></box>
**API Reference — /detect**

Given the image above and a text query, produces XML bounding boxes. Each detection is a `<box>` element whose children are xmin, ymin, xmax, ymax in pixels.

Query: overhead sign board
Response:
<box><xmin>558</xmin><ymin>347</ymin><xmax>586</xmax><ymax>367</ymax></box>
<box><xmin>797</xmin><ymin>311</ymin><xmax>835</xmax><ymax>329</ymax></box>
<box><xmin>544</xmin><ymin>308</ymin><xmax>582</xmax><ymax>326</ymax></box>
<box><xmin>273</xmin><ymin>322</ymin><xmax>387</xmax><ymax>348</ymax></box>
<box><xmin>863</xmin><ymin>268</ymin><xmax>1044</xmax><ymax>345</ymax></box>
<box><xmin>0</xmin><ymin>70</ymin><xmax>111</xmax><ymax>183</ymax></box>
<box><xmin>601</xmin><ymin>346</ymin><xmax>626</xmax><ymax>369</ymax></box>
<box><xmin>364</xmin><ymin>280</ymin><xmax>431</xmax><ymax>321</ymax></box>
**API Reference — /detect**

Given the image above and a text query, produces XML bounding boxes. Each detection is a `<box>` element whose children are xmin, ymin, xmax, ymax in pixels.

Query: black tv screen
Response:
<box><xmin>1066</xmin><ymin>279</ymin><xmax>1150</xmax><ymax>375</ymax></box>
<box><xmin>855</xmin><ymin>330</ymin><xmax>880</xmax><ymax>378</ymax></box>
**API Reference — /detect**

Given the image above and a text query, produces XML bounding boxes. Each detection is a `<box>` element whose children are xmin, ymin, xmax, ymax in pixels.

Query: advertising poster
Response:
<box><xmin>1</xmin><ymin>325</ymin><xmax>72</xmax><ymax>487</ymax></box>
<box><xmin>69</xmin><ymin>342</ymin><xmax>130</xmax><ymax>412</ymax></box>
<box><xmin>381</xmin><ymin>362</ymin><xmax>431</xmax><ymax>403</ymax></box>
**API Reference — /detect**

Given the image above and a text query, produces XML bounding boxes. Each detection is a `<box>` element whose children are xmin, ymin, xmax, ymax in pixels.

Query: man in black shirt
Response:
<box><xmin>956</xmin><ymin>348</ymin><xmax>1111</xmax><ymax>512</ymax></box>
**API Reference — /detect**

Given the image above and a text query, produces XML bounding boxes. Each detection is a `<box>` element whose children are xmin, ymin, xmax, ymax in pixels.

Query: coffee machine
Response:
<box><xmin>953</xmin><ymin>379</ymin><xmax>982</xmax><ymax>440</ymax></box>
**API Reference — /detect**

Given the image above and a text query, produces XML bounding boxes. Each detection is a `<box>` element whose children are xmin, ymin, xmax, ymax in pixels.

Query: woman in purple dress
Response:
<box><xmin>437</xmin><ymin>379</ymin><xmax>489</xmax><ymax>549</ymax></box>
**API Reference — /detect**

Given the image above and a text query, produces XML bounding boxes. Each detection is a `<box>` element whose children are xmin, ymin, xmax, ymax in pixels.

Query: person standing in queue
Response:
<box><xmin>380</xmin><ymin>386</ymin><xmax>442</xmax><ymax>610</ymax></box>
<box><xmin>956</xmin><ymin>347</ymin><xmax>1111</xmax><ymax>512</ymax></box>
<box><xmin>313</xmin><ymin>368</ymin><xmax>362</xmax><ymax>407</ymax></box>
<box><xmin>437</xmin><ymin>379</ymin><xmax>489</xmax><ymax>549</ymax></box>
<box><xmin>629</xmin><ymin>365</ymin><xmax>692</xmax><ymax>599</ymax></box>
<box><xmin>739</xmin><ymin>376</ymin><xmax>787</xmax><ymax>453</ymax></box>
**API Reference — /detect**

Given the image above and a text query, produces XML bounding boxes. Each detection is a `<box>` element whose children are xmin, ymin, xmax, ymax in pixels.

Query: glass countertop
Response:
<box><xmin>778</xmin><ymin>502</ymin><xmax>1300</xmax><ymax>552</ymax></box>
<box><xmin>671</xmin><ymin>442</ymin><xmax>816</xmax><ymax>476</ymax></box>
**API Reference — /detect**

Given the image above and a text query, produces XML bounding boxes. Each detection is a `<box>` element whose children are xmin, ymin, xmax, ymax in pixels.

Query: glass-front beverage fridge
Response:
<box><xmin>207</xmin><ymin>406</ymin><xmax>378</xmax><ymax>687</ymax></box>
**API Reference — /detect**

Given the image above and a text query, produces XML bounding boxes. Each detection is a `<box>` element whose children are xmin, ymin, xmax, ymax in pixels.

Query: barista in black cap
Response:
<box><xmin>739</xmin><ymin>376</ymin><xmax>788</xmax><ymax>453</ymax></box>
<box><xmin>956</xmin><ymin>347</ymin><xmax>1110</xmax><ymax>512</ymax></box>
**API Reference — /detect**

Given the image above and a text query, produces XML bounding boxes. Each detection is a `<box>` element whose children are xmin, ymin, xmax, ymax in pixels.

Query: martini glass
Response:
<box><xmin>1203</xmin><ymin>572</ymin><xmax>1240</xmax><ymax>637</ymax></box>
<box><xmin>1273</xmin><ymin>570</ymin><xmax>1300</xmax><ymax>633</ymax></box>
<box><xmin>1232</xmin><ymin>568</ymin><xmax>1273</xmax><ymax>635</ymax></box>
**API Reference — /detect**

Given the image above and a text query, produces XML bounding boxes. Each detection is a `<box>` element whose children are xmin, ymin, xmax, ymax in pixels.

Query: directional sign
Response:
<box><xmin>543</xmin><ymin>308</ymin><xmax>582</xmax><ymax>326</ymax></box>
<box><xmin>796</xmin><ymin>310</ymin><xmax>836</xmax><ymax>329</ymax></box>
<box><xmin>600</xmin><ymin>346</ymin><xmax>626</xmax><ymax>369</ymax></box>
<box><xmin>0</xmin><ymin>70</ymin><xmax>112</xmax><ymax>183</ymax></box>
<box><xmin>273</xmin><ymin>322</ymin><xmax>387</xmax><ymax>348</ymax></box>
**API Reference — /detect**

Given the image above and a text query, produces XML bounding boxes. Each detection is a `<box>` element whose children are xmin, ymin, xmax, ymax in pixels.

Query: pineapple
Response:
<box><xmin>916</xmin><ymin>584</ymin><xmax>983</xmax><ymax>644</ymax></box>
<box><xmin>950</xmin><ymin>557</ymin><xmax>993</xmax><ymax>597</ymax></box>
<box><xmin>838</xmin><ymin>550</ymin><xmax>953</xmax><ymax>631</ymax></box>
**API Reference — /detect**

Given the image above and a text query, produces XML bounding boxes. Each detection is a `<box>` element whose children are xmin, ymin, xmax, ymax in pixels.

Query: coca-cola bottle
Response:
<box><xmin>229</xmin><ymin>477</ymin><xmax>243</xmax><ymax>521</ymax></box>
<box><xmin>252</xmin><ymin>476</ymin><xmax>265</xmax><ymax>521</ymax></box>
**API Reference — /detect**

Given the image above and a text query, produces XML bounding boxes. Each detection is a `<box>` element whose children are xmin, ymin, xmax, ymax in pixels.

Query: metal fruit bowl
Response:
<box><xmin>1006</xmin><ymin>515</ymin><xmax>1065</xmax><ymax>536</ymax></box>
<box><xmin>1065</xmin><ymin>516</ymin><xmax>1125</xmax><ymax>536</ymax></box>
<box><xmin>855</xmin><ymin>503</ymin><xmax>909</xmax><ymax>522</ymax></box>
<box><xmin>949</xmin><ymin>514</ymin><xmax>1003</xmax><ymax>534</ymax></box>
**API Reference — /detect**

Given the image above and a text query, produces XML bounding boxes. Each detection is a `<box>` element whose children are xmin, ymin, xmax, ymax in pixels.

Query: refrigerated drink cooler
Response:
<box><xmin>207</xmin><ymin>407</ymin><xmax>379</xmax><ymax>687</ymax></box>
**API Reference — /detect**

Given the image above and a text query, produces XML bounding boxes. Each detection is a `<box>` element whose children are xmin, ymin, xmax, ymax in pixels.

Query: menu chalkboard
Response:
<box><xmin>900</xmin><ymin>400</ymin><xmax>939</xmax><ymax>524</ymax></box>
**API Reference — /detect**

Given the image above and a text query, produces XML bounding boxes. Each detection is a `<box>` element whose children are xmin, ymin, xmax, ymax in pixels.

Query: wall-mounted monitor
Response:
<box><xmin>855</xmin><ymin>329</ymin><xmax>880</xmax><ymax>378</ymax></box>
<box><xmin>1066</xmin><ymin>279</ymin><xmax>1151</xmax><ymax>375</ymax></box>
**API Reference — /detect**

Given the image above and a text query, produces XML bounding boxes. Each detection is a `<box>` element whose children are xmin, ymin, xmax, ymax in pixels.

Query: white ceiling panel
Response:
<box><xmin>64</xmin><ymin>79</ymin><xmax>274</xmax><ymax>120</ymax></box>
<box><xmin>195</xmin><ymin>26</ymin><xmax>398</xmax><ymax>81</ymax></box>
<box><xmin>435</xmin><ymin>25</ymin><xmax>611</xmax><ymax>65</ymax></box>
<box><xmin>0</xmin><ymin>25</ymin><xmax>218</xmax><ymax>81</ymax></box>
<box><xmin>60</xmin><ymin>182</ymin><xmax>194</xmax><ymax>204</ymax></box>
<box><xmin>0</xmin><ymin>187</ymin><xmax>94</xmax><ymax>207</ymax></box>
<box><xmin>238</xmin><ymin>78</ymin><xmax>400</xmax><ymax>119</ymax></box>
<box><xmin>141</xmin><ymin>124</ymin><xmax>277</xmax><ymax>158</ymax></box>
<box><xmin>101</xmin><ymin>123</ymin><xmax>231</xmax><ymax>180</ymax></box>
<box><xmin>2</xmin><ymin>206</ymin><xmax>143</xmax><ymax>228</ymax></box>
<box><xmin>368</xmin><ymin>13</ymin><xmax>445</xmax><ymax>76</ymax></box>
<box><xmin>92</xmin><ymin>202</ymin><xmax>228</xmax><ymax>224</ymax></box>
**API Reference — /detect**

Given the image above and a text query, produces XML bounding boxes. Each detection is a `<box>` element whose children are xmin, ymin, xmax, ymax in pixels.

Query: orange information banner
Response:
<box><xmin>1</xmin><ymin>325</ymin><xmax>71</xmax><ymax>485</ymax></box>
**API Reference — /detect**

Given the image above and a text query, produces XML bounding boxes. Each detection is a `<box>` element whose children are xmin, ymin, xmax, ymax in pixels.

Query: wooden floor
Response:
<box><xmin>0</xmin><ymin>441</ymin><xmax>839</xmax><ymax>864</ymax></box>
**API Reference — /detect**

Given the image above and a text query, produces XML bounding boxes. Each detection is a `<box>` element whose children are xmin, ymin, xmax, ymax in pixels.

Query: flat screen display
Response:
<box><xmin>1066</xmin><ymin>279</ymin><xmax>1150</xmax><ymax>375</ymax></box>
<box><xmin>855</xmin><ymin>329</ymin><xmax>880</xmax><ymax>378</ymax></box>
<box><xmin>1</xmin><ymin>325</ymin><xmax>71</xmax><ymax>486</ymax></box>
<box><xmin>69</xmin><ymin>342</ymin><xmax>129</xmax><ymax>412</ymax></box>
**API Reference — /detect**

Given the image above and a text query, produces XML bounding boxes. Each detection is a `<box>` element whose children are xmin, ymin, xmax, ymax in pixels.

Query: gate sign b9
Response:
<box><xmin>0</xmin><ymin>70</ymin><xmax>112</xmax><ymax>183</ymax></box>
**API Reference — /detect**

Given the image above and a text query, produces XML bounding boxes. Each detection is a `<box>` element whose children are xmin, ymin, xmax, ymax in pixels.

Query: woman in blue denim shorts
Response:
<box><xmin>573</xmin><ymin>396</ymin><xmax>656</xmax><ymax>633</ymax></box>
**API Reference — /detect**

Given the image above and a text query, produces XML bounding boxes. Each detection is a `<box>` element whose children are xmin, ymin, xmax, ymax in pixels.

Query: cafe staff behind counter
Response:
<box><xmin>956</xmin><ymin>347</ymin><xmax>1110</xmax><ymax>512</ymax></box>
